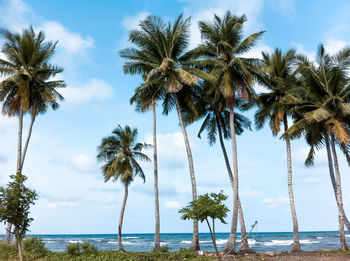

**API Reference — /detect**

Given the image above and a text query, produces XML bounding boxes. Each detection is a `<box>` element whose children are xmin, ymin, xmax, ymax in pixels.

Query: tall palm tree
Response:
<box><xmin>97</xmin><ymin>125</ymin><xmax>151</xmax><ymax>251</ymax></box>
<box><xmin>0</xmin><ymin>26</ymin><xmax>65</xmax><ymax>243</ymax></box>
<box><xmin>130</xmin><ymin>81</ymin><xmax>165</xmax><ymax>249</ymax></box>
<box><xmin>186</xmin><ymin>12</ymin><xmax>264</xmax><ymax>252</ymax></box>
<box><xmin>186</xmin><ymin>81</ymin><xmax>253</xmax><ymax>252</ymax></box>
<box><xmin>121</xmin><ymin>15</ymin><xmax>204</xmax><ymax>250</ymax></box>
<box><xmin>254</xmin><ymin>49</ymin><xmax>301</xmax><ymax>251</ymax></box>
<box><xmin>286</xmin><ymin>45</ymin><xmax>350</xmax><ymax>250</ymax></box>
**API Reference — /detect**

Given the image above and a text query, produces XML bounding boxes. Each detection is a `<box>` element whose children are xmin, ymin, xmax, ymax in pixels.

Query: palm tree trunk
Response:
<box><xmin>174</xmin><ymin>93</ymin><xmax>199</xmax><ymax>251</ymax></box>
<box><xmin>215</xmin><ymin>115</ymin><xmax>250</xmax><ymax>252</ymax></box>
<box><xmin>6</xmin><ymin>108</ymin><xmax>24</xmax><ymax>244</ymax></box>
<box><xmin>324</xmin><ymin>134</ymin><xmax>350</xmax><ymax>232</ymax></box>
<box><xmin>15</xmin><ymin>231</ymin><xmax>23</xmax><ymax>261</ymax></box>
<box><xmin>152</xmin><ymin>102</ymin><xmax>160</xmax><ymax>250</ymax></box>
<box><xmin>5</xmin><ymin>223</ymin><xmax>12</xmax><ymax>244</ymax></box>
<box><xmin>283</xmin><ymin>116</ymin><xmax>300</xmax><ymax>252</ymax></box>
<box><xmin>330</xmin><ymin>134</ymin><xmax>348</xmax><ymax>250</ymax></box>
<box><xmin>16</xmin><ymin>108</ymin><xmax>23</xmax><ymax>173</ymax></box>
<box><xmin>21</xmin><ymin>115</ymin><xmax>36</xmax><ymax>171</ymax></box>
<box><xmin>206</xmin><ymin>218</ymin><xmax>222</xmax><ymax>261</ymax></box>
<box><xmin>224</xmin><ymin>106</ymin><xmax>239</xmax><ymax>253</ymax></box>
<box><xmin>118</xmin><ymin>182</ymin><xmax>128</xmax><ymax>252</ymax></box>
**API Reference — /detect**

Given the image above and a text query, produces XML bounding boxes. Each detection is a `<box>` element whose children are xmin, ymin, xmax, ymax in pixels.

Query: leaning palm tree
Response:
<box><xmin>286</xmin><ymin>45</ymin><xmax>350</xmax><ymax>250</ymax></box>
<box><xmin>130</xmin><ymin>80</ymin><xmax>165</xmax><ymax>249</ymax></box>
<box><xmin>254</xmin><ymin>49</ymin><xmax>301</xmax><ymax>251</ymax></box>
<box><xmin>0</xmin><ymin>26</ymin><xmax>65</xmax><ymax>243</ymax></box>
<box><xmin>186</xmin><ymin>12</ymin><xmax>264</xmax><ymax>252</ymax></box>
<box><xmin>185</xmin><ymin>80</ymin><xmax>253</xmax><ymax>252</ymax></box>
<box><xmin>97</xmin><ymin>125</ymin><xmax>151</xmax><ymax>251</ymax></box>
<box><xmin>121</xmin><ymin>15</ymin><xmax>204</xmax><ymax>250</ymax></box>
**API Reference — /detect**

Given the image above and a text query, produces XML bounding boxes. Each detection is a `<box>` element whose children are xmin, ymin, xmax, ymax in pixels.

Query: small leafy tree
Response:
<box><xmin>179</xmin><ymin>192</ymin><xmax>229</xmax><ymax>261</ymax></box>
<box><xmin>0</xmin><ymin>173</ymin><xmax>38</xmax><ymax>261</ymax></box>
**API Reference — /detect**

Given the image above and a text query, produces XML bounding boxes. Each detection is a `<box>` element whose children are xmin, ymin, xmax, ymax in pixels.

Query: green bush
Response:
<box><xmin>178</xmin><ymin>247</ymin><xmax>196</xmax><ymax>258</ymax></box>
<box><xmin>0</xmin><ymin>241</ymin><xmax>18</xmax><ymax>259</ymax></box>
<box><xmin>23</xmin><ymin>237</ymin><xmax>48</xmax><ymax>258</ymax></box>
<box><xmin>158</xmin><ymin>245</ymin><xmax>169</xmax><ymax>253</ymax></box>
<box><xmin>81</xmin><ymin>241</ymin><xmax>98</xmax><ymax>255</ymax></box>
<box><xmin>66</xmin><ymin>242</ymin><xmax>82</xmax><ymax>256</ymax></box>
<box><xmin>66</xmin><ymin>241</ymin><xmax>98</xmax><ymax>256</ymax></box>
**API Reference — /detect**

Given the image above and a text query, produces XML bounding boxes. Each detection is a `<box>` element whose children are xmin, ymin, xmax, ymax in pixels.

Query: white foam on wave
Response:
<box><xmin>216</xmin><ymin>239</ymin><xmax>228</xmax><ymax>245</ymax></box>
<box><xmin>181</xmin><ymin>240</ymin><xmax>192</xmax><ymax>244</ymax></box>
<box><xmin>69</xmin><ymin>240</ymin><xmax>83</xmax><ymax>244</ymax></box>
<box><xmin>124</xmin><ymin>237</ymin><xmax>139</xmax><ymax>239</ymax></box>
<box><xmin>160</xmin><ymin>242</ymin><xmax>168</xmax><ymax>246</ymax></box>
<box><xmin>248</xmin><ymin>239</ymin><xmax>256</xmax><ymax>245</ymax></box>
<box><xmin>300</xmin><ymin>240</ymin><xmax>320</xmax><ymax>244</ymax></box>
<box><xmin>259</xmin><ymin>239</ymin><xmax>320</xmax><ymax>246</ymax></box>
<box><xmin>260</xmin><ymin>240</ymin><xmax>293</xmax><ymax>246</ymax></box>
<box><xmin>316</xmin><ymin>237</ymin><xmax>323</xmax><ymax>239</ymax></box>
<box><xmin>346</xmin><ymin>235</ymin><xmax>350</xmax><ymax>238</ymax></box>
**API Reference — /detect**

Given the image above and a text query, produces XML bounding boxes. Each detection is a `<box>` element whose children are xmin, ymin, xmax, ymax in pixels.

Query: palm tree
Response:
<box><xmin>97</xmin><ymin>125</ymin><xmax>151</xmax><ymax>251</ymax></box>
<box><xmin>254</xmin><ymin>49</ymin><xmax>301</xmax><ymax>251</ymax></box>
<box><xmin>186</xmin><ymin>81</ymin><xmax>253</xmax><ymax>252</ymax></box>
<box><xmin>130</xmin><ymin>81</ymin><xmax>165</xmax><ymax>249</ymax></box>
<box><xmin>0</xmin><ymin>26</ymin><xmax>65</xmax><ymax>243</ymax></box>
<box><xmin>186</xmin><ymin>12</ymin><xmax>264</xmax><ymax>252</ymax></box>
<box><xmin>121</xmin><ymin>15</ymin><xmax>204</xmax><ymax>250</ymax></box>
<box><xmin>286</xmin><ymin>44</ymin><xmax>350</xmax><ymax>250</ymax></box>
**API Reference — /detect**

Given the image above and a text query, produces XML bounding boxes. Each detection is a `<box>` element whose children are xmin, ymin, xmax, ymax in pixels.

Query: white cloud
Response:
<box><xmin>241</xmin><ymin>187</ymin><xmax>265</xmax><ymax>197</ymax></box>
<box><xmin>60</xmin><ymin>78</ymin><xmax>114</xmax><ymax>104</ymax></box>
<box><xmin>122</xmin><ymin>12</ymin><xmax>150</xmax><ymax>31</ymax></box>
<box><xmin>165</xmin><ymin>200</ymin><xmax>181</xmax><ymax>209</ymax></box>
<box><xmin>71</xmin><ymin>154</ymin><xmax>96</xmax><ymax>172</ymax></box>
<box><xmin>0</xmin><ymin>115</ymin><xmax>17</xmax><ymax>133</ymax></box>
<box><xmin>293</xmin><ymin>147</ymin><xmax>328</xmax><ymax>167</ymax></box>
<box><xmin>267</xmin><ymin>0</ymin><xmax>296</xmax><ymax>14</ymax></box>
<box><xmin>40</xmin><ymin>21</ymin><xmax>94</xmax><ymax>54</ymax></box>
<box><xmin>0</xmin><ymin>0</ymin><xmax>33</xmax><ymax>32</ymax></box>
<box><xmin>291</xmin><ymin>43</ymin><xmax>315</xmax><ymax>60</ymax></box>
<box><xmin>145</xmin><ymin>132</ymin><xmax>196</xmax><ymax>169</ymax></box>
<box><xmin>262</xmin><ymin>196</ymin><xmax>289</xmax><ymax>208</ymax></box>
<box><xmin>182</xmin><ymin>0</ymin><xmax>264</xmax><ymax>48</ymax></box>
<box><xmin>296</xmin><ymin>176</ymin><xmax>321</xmax><ymax>185</ymax></box>
<box><xmin>324</xmin><ymin>39</ymin><xmax>348</xmax><ymax>55</ymax></box>
<box><xmin>48</xmin><ymin>201</ymin><xmax>79</xmax><ymax>209</ymax></box>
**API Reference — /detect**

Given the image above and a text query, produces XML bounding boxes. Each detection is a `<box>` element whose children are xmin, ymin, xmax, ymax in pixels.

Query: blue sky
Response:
<box><xmin>0</xmin><ymin>0</ymin><xmax>350</xmax><ymax>235</ymax></box>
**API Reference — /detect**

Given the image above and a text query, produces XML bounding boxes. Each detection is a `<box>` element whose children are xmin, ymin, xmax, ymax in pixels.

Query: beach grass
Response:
<box><xmin>2</xmin><ymin>241</ymin><xmax>350</xmax><ymax>260</ymax></box>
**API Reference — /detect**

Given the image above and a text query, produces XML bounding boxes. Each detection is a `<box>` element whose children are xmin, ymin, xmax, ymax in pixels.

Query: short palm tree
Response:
<box><xmin>121</xmin><ymin>15</ymin><xmax>204</xmax><ymax>250</ymax></box>
<box><xmin>0</xmin><ymin>26</ymin><xmax>65</xmax><ymax>243</ymax></box>
<box><xmin>130</xmin><ymin>80</ymin><xmax>165</xmax><ymax>249</ymax></box>
<box><xmin>97</xmin><ymin>125</ymin><xmax>151</xmax><ymax>251</ymax></box>
<box><xmin>254</xmin><ymin>49</ymin><xmax>301</xmax><ymax>251</ymax></box>
<box><xmin>187</xmin><ymin>12</ymin><xmax>264</xmax><ymax>252</ymax></box>
<box><xmin>286</xmin><ymin>45</ymin><xmax>350</xmax><ymax>250</ymax></box>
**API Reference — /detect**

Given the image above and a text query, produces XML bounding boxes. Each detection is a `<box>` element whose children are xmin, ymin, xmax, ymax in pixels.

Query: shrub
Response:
<box><xmin>0</xmin><ymin>241</ymin><xmax>18</xmax><ymax>259</ymax></box>
<box><xmin>23</xmin><ymin>237</ymin><xmax>48</xmax><ymax>258</ymax></box>
<box><xmin>158</xmin><ymin>245</ymin><xmax>169</xmax><ymax>253</ymax></box>
<box><xmin>81</xmin><ymin>241</ymin><xmax>98</xmax><ymax>255</ymax></box>
<box><xmin>66</xmin><ymin>241</ymin><xmax>98</xmax><ymax>256</ymax></box>
<box><xmin>178</xmin><ymin>247</ymin><xmax>196</xmax><ymax>258</ymax></box>
<box><xmin>66</xmin><ymin>243</ymin><xmax>82</xmax><ymax>256</ymax></box>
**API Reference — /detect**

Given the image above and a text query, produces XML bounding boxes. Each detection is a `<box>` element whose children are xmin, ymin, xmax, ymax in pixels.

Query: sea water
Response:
<box><xmin>1</xmin><ymin>231</ymin><xmax>349</xmax><ymax>252</ymax></box>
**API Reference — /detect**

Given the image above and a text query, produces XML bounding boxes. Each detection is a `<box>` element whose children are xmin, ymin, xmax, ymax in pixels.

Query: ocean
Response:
<box><xmin>4</xmin><ymin>231</ymin><xmax>349</xmax><ymax>253</ymax></box>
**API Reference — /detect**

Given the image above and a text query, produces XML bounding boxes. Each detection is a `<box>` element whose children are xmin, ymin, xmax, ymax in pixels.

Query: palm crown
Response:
<box><xmin>97</xmin><ymin>125</ymin><xmax>151</xmax><ymax>184</ymax></box>
<box><xmin>0</xmin><ymin>26</ymin><xmax>65</xmax><ymax>116</ymax></box>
